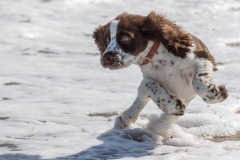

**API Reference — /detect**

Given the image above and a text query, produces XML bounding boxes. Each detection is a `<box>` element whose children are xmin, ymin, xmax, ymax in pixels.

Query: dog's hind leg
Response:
<box><xmin>114</xmin><ymin>80</ymin><xmax>150</xmax><ymax>129</ymax></box>
<box><xmin>192</xmin><ymin>58</ymin><xmax>228</xmax><ymax>104</ymax></box>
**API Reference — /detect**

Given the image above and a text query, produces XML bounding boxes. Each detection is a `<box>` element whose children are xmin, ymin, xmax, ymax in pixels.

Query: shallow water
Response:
<box><xmin>0</xmin><ymin>0</ymin><xmax>240</xmax><ymax>159</ymax></box>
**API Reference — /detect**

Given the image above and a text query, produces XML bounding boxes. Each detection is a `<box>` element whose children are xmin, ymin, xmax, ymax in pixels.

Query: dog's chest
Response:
<box><xmin>140</xmin><ymin>45</ymin><xmax>196</xmax><ymax>102</ymax></box>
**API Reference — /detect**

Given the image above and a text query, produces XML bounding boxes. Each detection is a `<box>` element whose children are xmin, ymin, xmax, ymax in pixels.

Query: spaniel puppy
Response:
<box><xmin>93</xmin><ymin>12</ymin><xmax>228</xmax><ymax>137</ymax></box>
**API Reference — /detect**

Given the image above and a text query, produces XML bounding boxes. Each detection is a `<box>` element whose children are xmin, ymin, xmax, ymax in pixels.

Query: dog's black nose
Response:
<box><xmin>102</xmin><ymin>51</ymin><xmax>115</xmax><ymax>63</ymax></box>
<box><xmin>101</xmin><ymin>51</ymin><xmax>123</xmax><ymax>69</ymax></box>
<box><xmin>101</xmin><ymin>51</ymin><xmax>118</xmax><ymax>66</ymax></box>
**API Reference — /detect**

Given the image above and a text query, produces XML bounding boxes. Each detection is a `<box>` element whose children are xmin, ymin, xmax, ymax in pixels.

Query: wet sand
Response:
<box><xmin>210</xmin><ymin>131</ymin><xmax>240</xmax><ymax>142</ymax></box>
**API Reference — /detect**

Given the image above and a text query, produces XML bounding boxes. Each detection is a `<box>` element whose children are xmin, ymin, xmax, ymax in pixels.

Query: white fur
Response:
<box><xmin>140</xmin><ymin>43</ymin><xmax>197</xmax><ymax>104</ymax></box>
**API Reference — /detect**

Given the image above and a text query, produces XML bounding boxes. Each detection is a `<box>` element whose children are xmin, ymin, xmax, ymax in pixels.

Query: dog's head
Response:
<box><xmin>93</xmin><ymin>13</ymin><xmax>148</xmax><ymax>70</ymax></box>
<box><xmin>93</xmin><ymin>12</ymin><xmax>192</xmax><ymax>70</ymax></box>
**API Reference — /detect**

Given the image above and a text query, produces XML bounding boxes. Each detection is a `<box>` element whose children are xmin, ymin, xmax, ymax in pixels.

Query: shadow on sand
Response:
<box><xmin>56</xmin><ymin>128</ymin><xmax>157</xmax><ymax>160</ymax></box>
<box><xmin>0</xmin><ymin>129</ymin><xmax>157</xmax><ymax>160</ymax></box>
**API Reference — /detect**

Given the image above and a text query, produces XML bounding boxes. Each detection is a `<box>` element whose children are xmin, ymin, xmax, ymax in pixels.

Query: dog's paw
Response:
<box><xmin>203</xmin><ymin>84</ymin><xmax>228</xmax><ymax>104</ymax></box>
<box><xmin>113</xmin><ymin>116</ymin><xmax>130</xmax><ymax>130</ymax></box>
<box><xmin>147</xmin><ymin>119</ymin><xmax>173</xmax><ymax>140</ymax></box>
<box><xmin>216</xmin><ymin>85</ymin><xmax>228</xmax><ymax>102</ymax></box>
<box><xmin>172</xmin><ymin>99</ymin><xmax>186</xmax><ymax>116</ymax></box>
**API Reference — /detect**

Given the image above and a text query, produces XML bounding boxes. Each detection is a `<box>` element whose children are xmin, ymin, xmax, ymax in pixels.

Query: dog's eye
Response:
<box><xmin>120</xmin><ymin>35</ymin><xmax>131</xmax><ymax>44</ymax></box>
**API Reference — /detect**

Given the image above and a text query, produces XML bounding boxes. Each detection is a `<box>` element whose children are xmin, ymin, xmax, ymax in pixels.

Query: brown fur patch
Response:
<box><xmin>116</xmin><ymin>13</ymin><xmax>149</xmax><ymax>56</ymax></box>
<box><xmin>92</xmin><ymin>23</ymin><xmax>110</xmax><ymax>54</ymax></box>
<box><xmin>191</xmin><ymin>35</ymin><xmax>217</xmax><ymax>69</ymax></box>
<box><xmin>141</xmin><ymin>11</ymin><xmax>193</xmax><ymax>58</ymax></box>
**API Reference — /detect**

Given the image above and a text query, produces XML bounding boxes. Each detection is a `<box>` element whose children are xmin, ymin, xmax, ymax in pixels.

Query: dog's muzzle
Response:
<box><xmin>101</xmin><ymin>51</ymin><xmax>124</xmax><ymax>70</ymax></box>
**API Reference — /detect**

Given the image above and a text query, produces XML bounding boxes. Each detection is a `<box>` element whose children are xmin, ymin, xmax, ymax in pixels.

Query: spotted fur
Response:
<box><xmin>144</xmin><ymin>79</ymin><xmax>186</xmax><ymax>116</ymax></box>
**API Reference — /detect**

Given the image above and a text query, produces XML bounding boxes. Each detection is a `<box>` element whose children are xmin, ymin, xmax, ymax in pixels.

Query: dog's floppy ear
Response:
<box><xmin>141</xmin><ymin>11</ymin><xmax>192</xmax><ymax>58</ymax></box>
<box><xmin>93</xmin><ymin>25</ymin><xmax>108</xmax><ymax>54</ymax></box>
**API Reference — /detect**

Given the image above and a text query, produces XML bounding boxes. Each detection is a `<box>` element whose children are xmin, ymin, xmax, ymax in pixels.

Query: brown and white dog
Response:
<box><xmin>93</xmin><ymin>12</ymin><xmax>228</xmax><ymax>136</ymax></box>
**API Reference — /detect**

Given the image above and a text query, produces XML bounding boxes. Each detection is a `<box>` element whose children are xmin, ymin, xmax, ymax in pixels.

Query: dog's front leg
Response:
<box><xmin>144</xmin><ymin>78</ymin><xmax>186</xmax><ymax>116</ymax></box>
<box><xmin>114</xmin><ymin>80</ymin><xmax>150</xmax><ymax>129</ymax></box>
<box><xmin>144</xmin><ymin>78</ymin><xmax>183</xmax><ymax>139</ymax></box>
